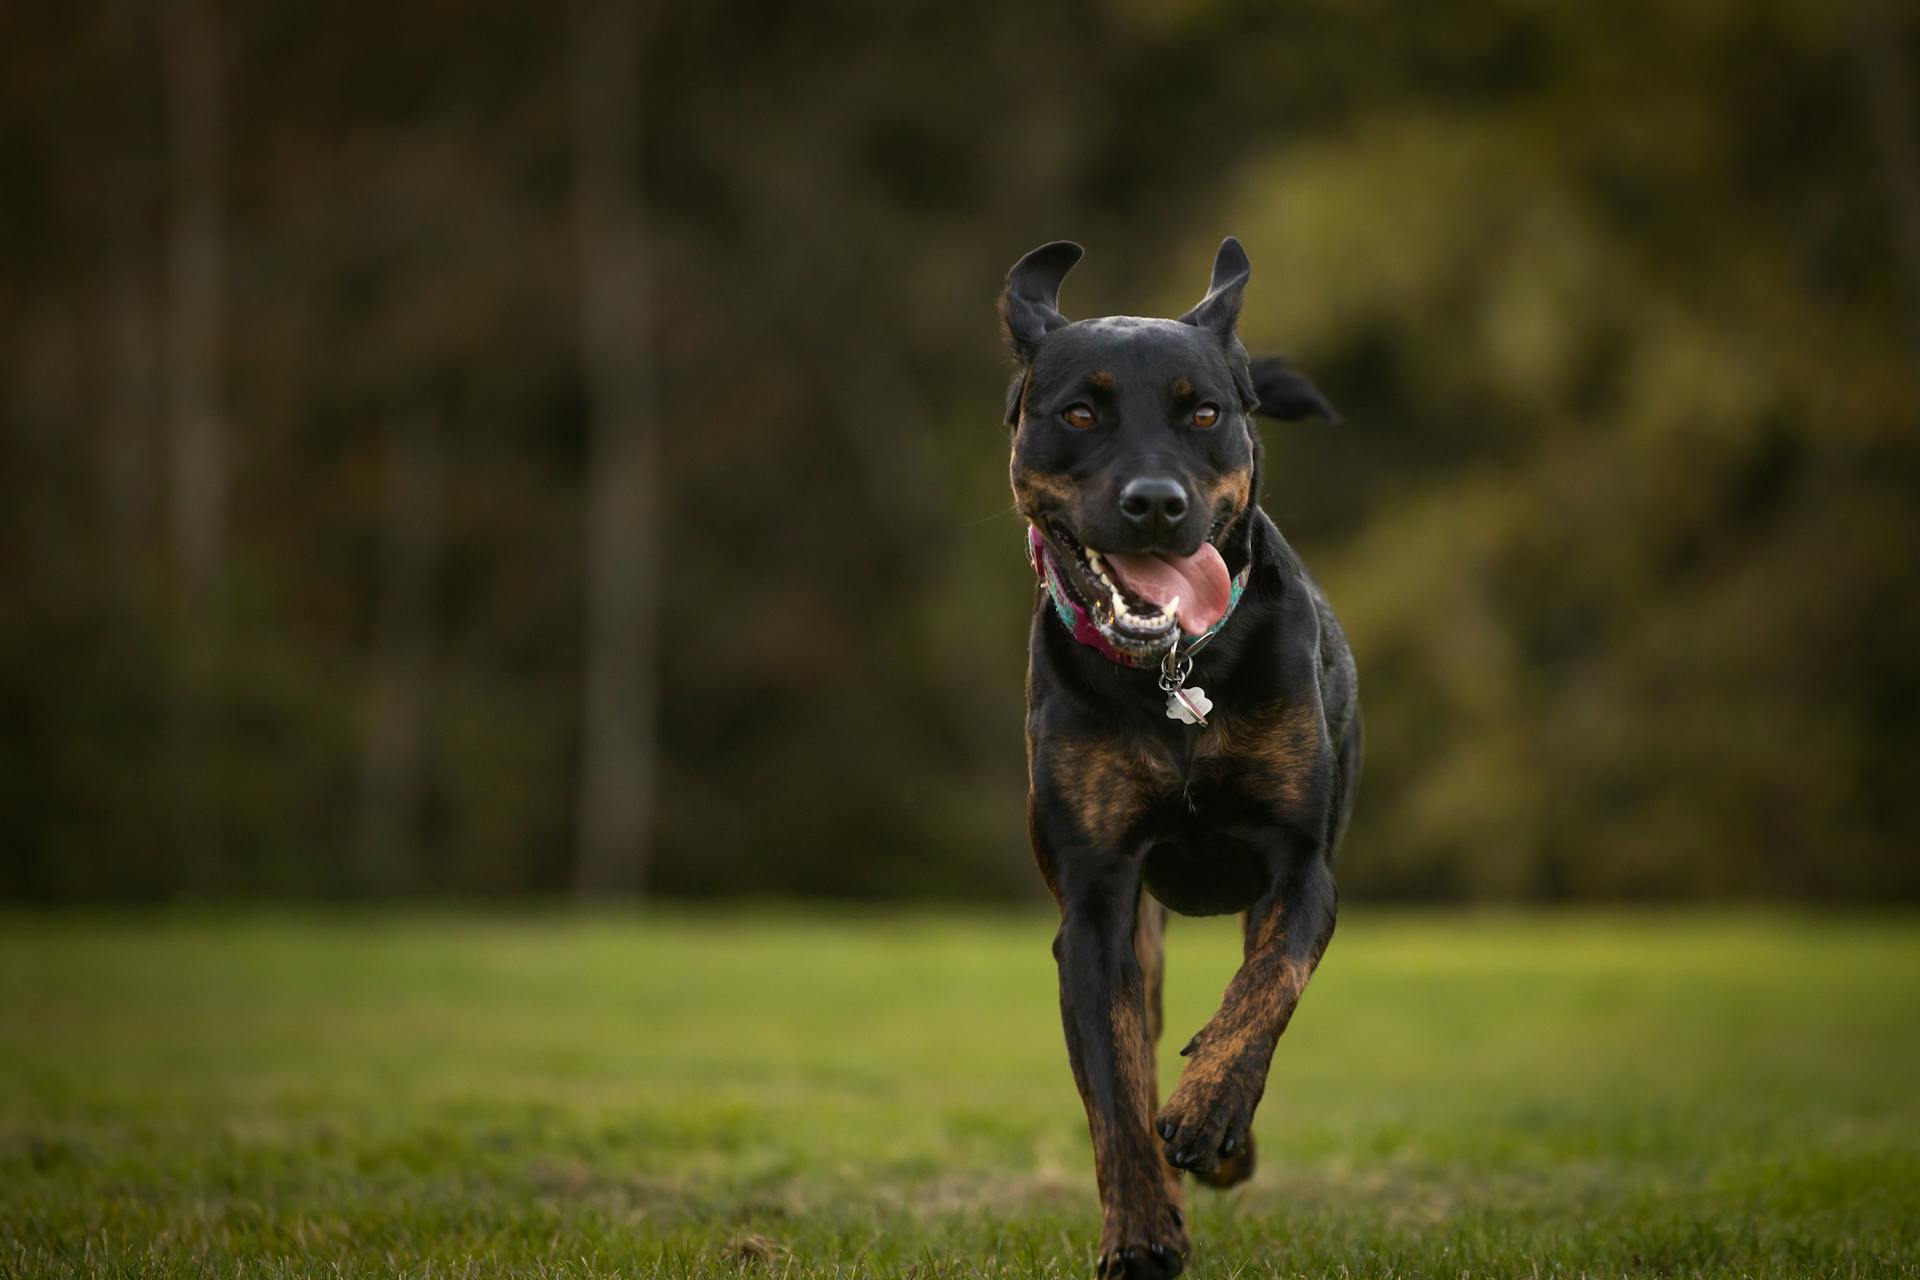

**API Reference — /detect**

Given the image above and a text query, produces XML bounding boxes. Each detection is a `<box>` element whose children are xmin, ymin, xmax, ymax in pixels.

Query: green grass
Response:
<box><xmin>1</xmin><ymin>909</ymin><xmax>1916</xmax><ymax>1278</ymax></box>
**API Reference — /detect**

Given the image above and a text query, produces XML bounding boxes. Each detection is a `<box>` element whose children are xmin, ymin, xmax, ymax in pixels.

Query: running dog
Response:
<box><xmin>1003</xmin><ymin>237</ymin><xmax>1361</xmax><ymax>1279</ymax></box>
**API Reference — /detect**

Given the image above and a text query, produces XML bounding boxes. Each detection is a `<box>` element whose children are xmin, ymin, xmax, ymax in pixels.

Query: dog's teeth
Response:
<box><xmin>1165</xmin><ymin>594</ymin><xmax>1180</xmax><ymax>619</ymax></box>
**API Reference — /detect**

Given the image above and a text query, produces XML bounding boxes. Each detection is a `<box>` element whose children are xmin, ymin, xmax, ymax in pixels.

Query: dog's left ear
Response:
<box><xmin>1179</xmin><ymin>236</ymin><xmax>1251</xmax><ymax>339</ymax></box>
<box><xmin>1250</xmin><ymin>356</ymin><xmax>1340</xmax><ymax>423</ymax></box>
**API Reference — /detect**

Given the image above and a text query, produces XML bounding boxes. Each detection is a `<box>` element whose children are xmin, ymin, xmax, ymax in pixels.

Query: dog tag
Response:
<box><xmin>1164</xmin><ymin>684</ymin><xmax>1212</xmax><ymax>727</ymax></box>
<box><xmin>1158</xmin><ymin>644</ymin><xmax>1212</xmax><ymax>727</ymax></box>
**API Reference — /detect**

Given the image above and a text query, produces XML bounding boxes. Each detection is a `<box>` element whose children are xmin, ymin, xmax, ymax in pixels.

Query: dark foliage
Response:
<box><xmin>3</xmin><ymin>0</ymin><xmax>1917</xmax><ymax>901</ymax></box>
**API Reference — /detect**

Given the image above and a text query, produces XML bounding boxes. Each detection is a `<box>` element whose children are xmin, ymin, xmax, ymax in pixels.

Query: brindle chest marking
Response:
<box><xmin>1050</xmin><ymin>698</ymin><xmax>1327</xmax><ymax>847</ymax></box>
<box><xmin>1188</xmin><ymin>698</ymin><xmax>1325</xmax><ymax>814</ymax></box>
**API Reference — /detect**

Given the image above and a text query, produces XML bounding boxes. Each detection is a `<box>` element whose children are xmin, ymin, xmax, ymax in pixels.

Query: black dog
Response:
<box><xmin>1002</xmin><ymin>238</ymin><xmax>1361</xmax><ymax>1279</ymax></box>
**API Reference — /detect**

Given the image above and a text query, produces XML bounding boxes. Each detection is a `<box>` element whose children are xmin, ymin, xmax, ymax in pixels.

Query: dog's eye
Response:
<box><xmin>1192</xmin><ymin>404</ymin><xmax>1220</xmax><ymax>428</ymax></box>
<box><xmin>1062</xmin><ymin>404</ymin><xmax>1096</xmax><ymax>430</ymax></box>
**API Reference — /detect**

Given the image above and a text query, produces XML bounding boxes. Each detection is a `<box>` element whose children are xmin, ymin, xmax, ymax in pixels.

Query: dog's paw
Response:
<box><xmin>1155</xmin><ymin>1053</ymin><xmax>1262</xmax><ymax>1178</ymax></box>
<box><xmin>1095</xmin><ymin>1199</ymin><xmax>1188</xmax><ymax>1280</ymax></box>
<box><xmin>1189</xmin><ymin>1132</ymin><xmax>1256</xmax><ymax>1189</ymax></box>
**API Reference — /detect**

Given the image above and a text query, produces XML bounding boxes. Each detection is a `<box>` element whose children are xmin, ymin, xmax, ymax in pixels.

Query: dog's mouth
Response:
<box><xmin>1041</xmin><ymin>520</ymin><xmax>1233</xmax><ymax>650</ymax></box>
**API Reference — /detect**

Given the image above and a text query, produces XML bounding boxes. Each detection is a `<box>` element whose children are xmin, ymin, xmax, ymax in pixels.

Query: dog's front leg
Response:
<box><xmin>1050</xmin><ymin>867</ymin><xmax>1188</xmax><ymax>1280</ymax></box>
<box><xmin>1156</xmin><ymin>850</ymin><xmax>1336</xmax><ymax>1182</ymax></box>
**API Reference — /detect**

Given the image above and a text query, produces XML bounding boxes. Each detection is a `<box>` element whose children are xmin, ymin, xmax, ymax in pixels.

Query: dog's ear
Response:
<box><xmin>1250</xmin><ymin>355</ymin><xmax>1340</xmax><ymax>423</ymax></box>
<box><xmin>999</xmin><ymin>240</ymin><xmax>1082</xmax><ymax>360</ymax></box>
<box><xmin>1180</xmin><ymin>236</ymin><xmax>1251</xmax><ymax>339</ymax></box>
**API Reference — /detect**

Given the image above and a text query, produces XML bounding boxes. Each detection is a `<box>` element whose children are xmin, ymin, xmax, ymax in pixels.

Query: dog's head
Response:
<box><xmin>1002</xmin><ymin>237</ymin><xmax>1332</xmax><ymax>658</ymax></box>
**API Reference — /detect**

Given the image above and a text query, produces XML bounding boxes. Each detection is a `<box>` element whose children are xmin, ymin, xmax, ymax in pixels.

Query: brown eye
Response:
<box><xmin>1192</xmin><ymin>404</ymin><xmax>1220</xmax><ymax>428</ymax></box>
<box><xmin>1062</xmin><ymin>404</ymin><xmax>1096</xmax><ymax>430</ymax></box>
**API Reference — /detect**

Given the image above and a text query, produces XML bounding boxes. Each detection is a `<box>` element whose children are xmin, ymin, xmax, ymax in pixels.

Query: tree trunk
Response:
<box><xmin>103</xmin><ymin>6</ymin><xmax>159</xmax><ymax>594</ymax></box>
<box><xmin>1856</xmin><ymin>0</ymin><xmax>1920</xmax><ymax>378</ymax></box>
<box><xmin>354</xmin><ymin>413</ymin><xmax>445</xmax><ymax>894</ymax></box>
<box><xmin>162</xmin><ymin>0</ymin><xmax>227</xmax><ymax>884</ymax></box>
<box><xmin>103</xmin><ymin>208</ymin><xmax>158</xmax><ymax>593</ymax></box>
<box><xmin>569</xmin><ymin>0</ymin><xmax>660</xmax><ymax>897</ymax></box>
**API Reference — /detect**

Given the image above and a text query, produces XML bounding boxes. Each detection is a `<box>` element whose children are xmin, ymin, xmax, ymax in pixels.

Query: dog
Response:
<box><xmin>1001</xmin><ymin>238</ymin><xmax>1361</xmax><ymax>1280</ymax></box>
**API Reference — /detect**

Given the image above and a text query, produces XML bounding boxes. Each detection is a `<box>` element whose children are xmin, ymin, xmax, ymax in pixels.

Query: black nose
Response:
<box><xmin>1118</xmin><ymin>476</ymin><xmax>1190</xmax><ymax>530</ymax></box>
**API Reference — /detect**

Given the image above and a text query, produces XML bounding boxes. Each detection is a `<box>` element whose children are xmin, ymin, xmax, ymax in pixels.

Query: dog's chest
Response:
<box><xmin>1177</xmin><ymin>697</ymin><xmax>1324</xmax><ymax>811</ymax></box>
<box><xmin>1131</xmin><ymin>724</ymin><xmax>1318</xmax><ymax>914</ymax></box>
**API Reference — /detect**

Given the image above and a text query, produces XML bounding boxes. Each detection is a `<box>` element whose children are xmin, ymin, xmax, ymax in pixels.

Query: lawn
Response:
<box><xmin>1</xmin><ymin>909</ymin><xmax>1915</xmax><ymax>1278</ymax></box>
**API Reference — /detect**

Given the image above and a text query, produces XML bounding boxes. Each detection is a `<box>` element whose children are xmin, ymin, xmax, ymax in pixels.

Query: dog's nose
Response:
<box><xmin>1118</xmin><ymin>476</ymin><xmax>1190</xmax><ymax>531</ymax></box>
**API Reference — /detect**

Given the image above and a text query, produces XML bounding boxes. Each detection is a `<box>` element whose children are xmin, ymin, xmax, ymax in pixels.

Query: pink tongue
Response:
<box><xmin>1103</xmin><ymin>544</ymin><xmax>1232</xmax><ymax>636</ymax></box>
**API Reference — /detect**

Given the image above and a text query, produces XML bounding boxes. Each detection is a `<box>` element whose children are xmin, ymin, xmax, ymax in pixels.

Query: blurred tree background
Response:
<box><xmin>4</xmin><ymin>0</ymin><xmax>1917</xmax><ymax>903</ymax></box>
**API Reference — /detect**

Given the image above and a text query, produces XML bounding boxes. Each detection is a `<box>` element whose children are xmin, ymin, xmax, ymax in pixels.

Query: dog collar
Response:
<box><xmin>1026</xmin><ymin>523</ymin><xmax>1250</xmax><ymax>673</ymax></box>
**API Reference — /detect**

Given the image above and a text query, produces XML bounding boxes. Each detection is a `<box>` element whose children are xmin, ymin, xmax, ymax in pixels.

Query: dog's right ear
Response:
<box><xmin>998</xmin><ymin>240</ymin><xmax>1082</xmax><ymax>362</ymax></box>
